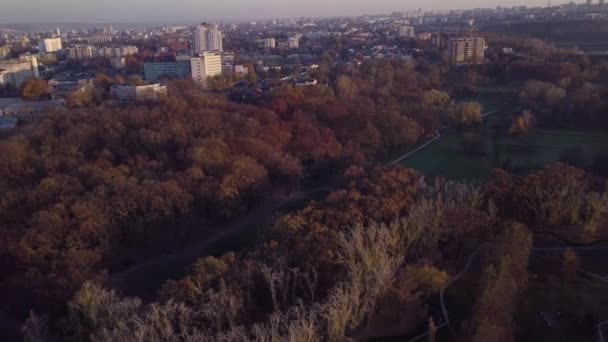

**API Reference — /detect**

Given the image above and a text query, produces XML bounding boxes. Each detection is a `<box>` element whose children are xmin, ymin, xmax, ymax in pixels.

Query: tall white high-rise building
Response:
<box><xmin>448</xmin><ymin>37</ymin><xmax>486</xmax><ymax>64</ymax></box>
<box><xmin>193</xmin><ymin>24</ymin><xmax>223</xmax><ymax>53</ymax></box>
<box><xmin>38</xmin><ymin>38</ymin><xmax>62</xmax><ymax>53</ymax></box>
<box><xmin>398</xmin><ymin>26</ymin><xmax>415</xmax><ymax>38</ymax></box>
<box><xmin>190</xmin><ymin>52</ymin><xmax>222</xmax><ymax>85</ymax></box>
<box><xmin>264</xmin><ymin>38</ymin><xmax>276</xmax><ymax>48</ymax></box>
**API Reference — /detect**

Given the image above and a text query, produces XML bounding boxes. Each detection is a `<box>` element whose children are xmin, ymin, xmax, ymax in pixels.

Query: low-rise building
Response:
<box><xmin>85</xmin><ymin>36</ymin><xmax>113</xmax><ymax>44</ymax></box>
<box><xmin>0</xmin><ymin>116</ymin><xmax>18</xmax><ymax>130</ymax></box>
<box><xmin>0</xmin><ymin>98</ymin><xmax>64</xmax><ymax>120</ymax></box>
<box><xmin>143</xmin><ymin>61</ymin><xmax>191</xmax><ymax>81</ymax></box>
<box><xmin>66</xmin><ymin>45</ymin><xmax>95</xmax><ymax>60</ymax></box>
<box><xmin>0</xmin><ymin>57</ymin><xmax>38</xmax><ymax>88</ymax></box>
<box><xmin>417</xmin><ymin>32</ymin><xmax>433</xmax><ymax>41</ymax></box>
<box><xmin>221</xmin><ymin>51</ymin><xmax>235</xmax><ymax>64</ymax></box>
<box><xmin>37</xmin><ymin>52</ymin><xmax>58</xmax><ymax>65</ymax></box>
<box><xmin>110</xmin><ymin>83</ymin><xmax>167</xmax><ymax>102</ymax></box>
<box><xmin>0</xmin><ymin>45</ymin><xmax>11</xmax><ymax>59</ymax></box>
<box><xmin>294</xmin><ymin>78</ymin><xmax>317</xmax><ymax>87</ymax></box>
<box><xmin>10</xmin><ymin>37</ymin><xmax>31</xmax><ymax>50</ymax></box>
<box><xmin>49</xmin><ymin>74</ymin><xmax>94</xmax><ymax>99</ymax></box>
<box><xmin>111</xmin><ymin>57</ymin><xmax>126</xmax><ymax>69</ymax></box>
<box><xmin>98</xmin><ymin>45</ymin><xmax>138</xmax><ymax>58</ymax></box>
<box><xmin>222</xmin><ymin>64</ymin><xmax>234</xmax><ymax>74</ymax></box>
<box><xmin>234</xmin><ymin>64</ymin><xmax>248</xmax><ymax>75</ymax></box>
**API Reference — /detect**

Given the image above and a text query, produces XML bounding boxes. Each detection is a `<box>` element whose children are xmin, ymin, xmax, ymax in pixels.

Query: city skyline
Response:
<box><xmin>1</xmin><ymin>0</ymin><xmax>576</xmax><ymax>24</ymax></box>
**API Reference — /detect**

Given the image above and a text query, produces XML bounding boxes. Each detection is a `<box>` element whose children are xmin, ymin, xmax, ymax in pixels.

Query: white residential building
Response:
<box><xmin>234</xmin><ymin>65</ymin><xmax>248</xmax><ymax>75</ymax></box>
<box><xmin>66</xmin><ymin>45</ymin><xmax>95</xmax><ymax>60</ymax></box>
<box><xmin>0</xmin><ymin>56</ymin><xmax>39</xmax><ymax>87</ymax></box>
<box><xmin>190</xmin><ymin>52</ymin><xmax>222</xmax><ymax>85</ymax></box>
<box><xmin>110</xmin><ymin>84</ymin><xmax>167</xmax><ymax>102</ymax></box>
<box><xmin>221</xmin><ymin>51</ymin><xmax>235</xmax><ymax>64</ymax></box>
<box><xmin>111</xmin><ymin>57</ymin><xmax>126</xmax><ymax>69</ymax></box>
<box><xmin>288</xmin><ymin>37</ymin><xmax>299</xmax><ymax>49</ymax></box>
<box><xmin>85</xmin><ymin>36</ymin><xmax>113</xmax><ymax>44</ymax></box>
<box><xmin>38</xmin><ymin>38</ymin><xmax>63</xmax><ymax>53</ymax></box>
<box><xmin>18</xmin><ymin>54</ymin><xmax>39</xmax><ymax>78</ymax></box>
<box><xmin>193</xmin><ymin>24</ymin><xmax>223</xmax><ymax>53</ymax></box>
<box><xmin>98</xmin><ymin>45</ymin><xmax>138</xmax><ymax>58</ymax></box>
<box><xmin>398</xmin><ymin>26</ymin><xmax>415</xmax><ymax>38</ymax></box>
<box><xmin>449</xmin><ymin>37</ymin><xmax>486</xmax><ymax>64</ymax></box>
<box><xmin>264</xmin><ymin>38</ymin><xmax>276</xmax><ymax>48</ymax></box>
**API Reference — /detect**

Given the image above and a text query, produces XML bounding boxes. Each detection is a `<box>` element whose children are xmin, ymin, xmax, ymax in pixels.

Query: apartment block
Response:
<box><xmin>288</xmin><ymin>37</ymin><xmax>299</xmax><ymax>49</ymax></box>
<box><xmin>110</xmin><ymin>83</ymin><xmax>167</xmax><ymax>102</ymax></box>
<box><xmin>38</xmin><ymin>38</ymin><xmax>62</xmax><ymax>53</ymax></box>
<box><xmin>448</xmin><ymin>37</ymin><xmax>486</xmax><ymax>64</ymax></box>
<box><xmin>0</xmin><ymin>56</ymin><xmax>38</xmax><ymax>87</ymax></box>
<box><xmin>193</xmin><ymin>24</ymin><xmax>223</xmax><ymax>53</ymax></box>
<box><xmin>66</xmin><ymin>45</ymin><xmax>95</xmax><ymax>60</ymax></box>
<box><xmin>264</xmin><ymin>38</ymin><xmax>276</xmax><ymax>48</ymax></box>
<box><xmin>190</xmin><ymin>52</ymin><xmax>222</xmax><ymax>85</ymax></box>
<box><xmin>398</xmin><ymin>26</ymin><xmax>415</xmax><ymax>38</ymax></box>
<box><xmin>98</xmin><ymin>45</ymin><xmax>138</xmax><ymax>58</ymax></box>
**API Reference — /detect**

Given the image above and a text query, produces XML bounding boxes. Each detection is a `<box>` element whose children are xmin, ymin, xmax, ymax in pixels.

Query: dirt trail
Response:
<box><xmin>108</xmin><ymin>187</ymin><xmax>332</xmax><ymax>299</ymax></box>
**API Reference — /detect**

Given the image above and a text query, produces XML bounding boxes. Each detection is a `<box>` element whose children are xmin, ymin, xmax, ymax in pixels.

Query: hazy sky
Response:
<box><xmin>1</xmin><ymin>0</ymin><xmax>572</xmax><ymax>23</ymax></box>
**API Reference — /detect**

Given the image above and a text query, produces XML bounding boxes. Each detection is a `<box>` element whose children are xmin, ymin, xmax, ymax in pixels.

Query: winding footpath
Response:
<box><xmin>440</xmin><ymin>246</ymin><xmax>484</xmax><ymax>337</ymax></box>
<box><xmin>112</xmin><ymin>112</ymin><xmax>500</xmax><ymax>297</ymax></box>
<box><xmin>384</xmin><ymin>111</ymin><xmax>497</xmax><ymax>167</ymax></box>
<box><xmin>109</xmin><ymin>187</ymin><xmax>332</xmax><ymax>298</ymax></box>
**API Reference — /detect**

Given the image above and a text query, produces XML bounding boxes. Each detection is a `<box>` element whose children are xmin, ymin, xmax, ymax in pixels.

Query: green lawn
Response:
<box><xmin>403</xmin><ymin>131</ymin><xmax>496</xmax><ymax>180</ymax></box>
<box><xmin>515</xmin><ymin>253</ymin><xmax>608</xmax><ymax>342</ymax></box>
<box><xmin>391</xmin><ymin>83</ymin><xmax>608</xmax><ymax>180</ymax></box>
<box><xmin>400</xmin><ymin>122</ymin><xmax>608</xmax><ymax>181</ymax></box>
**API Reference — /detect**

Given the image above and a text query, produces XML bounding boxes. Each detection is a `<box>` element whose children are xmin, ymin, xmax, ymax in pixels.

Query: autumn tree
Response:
<box><xmin>422</xmin><ymin>89</ymin><xmax>451</xmax><ymax>113</ymax></box>
<box><xmin>126</xmin><ymin>75</ymin><xmax>145</xmax><ymax>86</ymax></box>
<box><xmin>336</xmin><ymin>75</ymin><xmax>357</xmax><ymax>99</ymax></box>
<box><xmin>470</xmin><ymin>224</ymin><xmax>532</xmax><ymax>342</ymax></box>
<box><xmin>449</xmin><ymin>101</ymin><xmax>482</xmax><ymax>126</ymax></box>
<box><xmin>246</xmin><ymin>64</ymin><xmax>257</xmax><ymax>85</ymax></box>
<box><xmin>509</xmin><ymin>110</ymin><xmax>534</xmax><ymax>135</ymax></box>
<box><xmin>20</xmin><ymin>79</ymin><xmax>50</xmax><ymax>101</ymax></box>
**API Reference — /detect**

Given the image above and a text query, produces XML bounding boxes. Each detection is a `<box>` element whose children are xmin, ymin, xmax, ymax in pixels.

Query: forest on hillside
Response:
<box><xmin>4</xmin><ymin>36</ymin><xmax>608</xmax><ymax>340</ymax></box>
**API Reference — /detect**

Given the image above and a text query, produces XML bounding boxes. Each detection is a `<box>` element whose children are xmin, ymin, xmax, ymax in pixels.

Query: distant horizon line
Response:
<box><xmin>0</xmin><ymin>1</ymin><xmax>577</xmax><ymax>27</ymax></box>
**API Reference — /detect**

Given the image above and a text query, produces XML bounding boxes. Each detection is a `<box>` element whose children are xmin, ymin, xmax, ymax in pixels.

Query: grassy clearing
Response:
<box><xmin>515</xmin><ymin>253</ymin><xmax>608</xmax><ymax>342</ymax></box>
<box><xmin>399</xmin><ymin>83</ymin><xmax>608</xmax><ymax>180</ymax></box>
<box><xmin>206</xmin><ymin>191</ymin><xmax>330</xmax><ymax>256</ymax></box>
<box><xmin>402</xmin><ymin>126</ymin><xmax>608</xmax><ymax>180</ymax></box>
